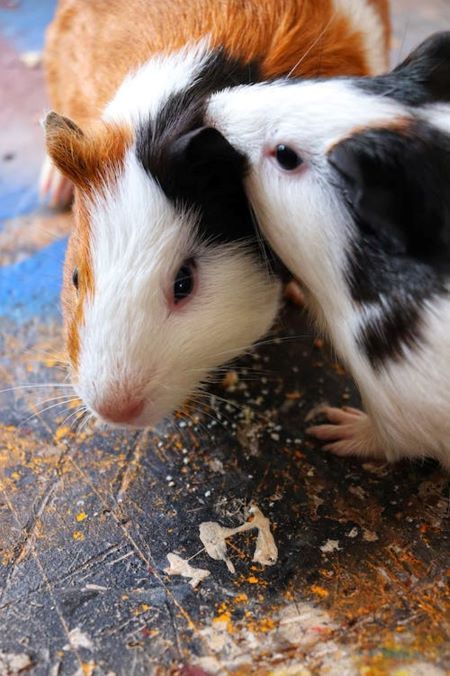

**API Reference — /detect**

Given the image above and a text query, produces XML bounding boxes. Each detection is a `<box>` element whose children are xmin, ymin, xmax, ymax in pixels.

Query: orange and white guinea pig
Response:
<box><xmin>41</xmin><ymin>0</ymin><xmax>390</xmax><ymax>428</ymax></box>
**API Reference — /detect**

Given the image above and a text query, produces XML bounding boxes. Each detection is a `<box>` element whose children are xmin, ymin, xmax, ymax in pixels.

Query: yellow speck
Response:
<box><xmin>44</xmin><ymin>357</ymin><xmax>57</xmax><ymax>368</ymax></box>
<box><xmin>247</xmin><ymin>576</ymin><xmax>259</xmax><ymax>584</ymax></box>
<box><xmin>76</xmin><ymin>512</ymin><xmax>88</xmax><ymax>522</ymax></box>
<box><xmin>10</xmin><ymin>471</ymin><xmax>20</xmax><ymax>481</ymax></box>
<box><xmin>213</xmin><ymin>611</ymin><xmax>234</xmax><ymax>633</ymax></box>
<box><xmin>73</xmin><ymin>531</ymin><xmax>85</xmax><ymax>541</ymax></box>
<box><xmin>54</xmin><ymin>426</ymin><xmax>71</xmax><ymax>442</ymax></box>
<box><xmin>133</xmin><ymin>603</ymin><xmax>151</xmax><ymax>615</ymax></box>
<box><xmin>310</xmin><ymin>584</ymin><xmax>329</xmax><ymax>598</ymax></box>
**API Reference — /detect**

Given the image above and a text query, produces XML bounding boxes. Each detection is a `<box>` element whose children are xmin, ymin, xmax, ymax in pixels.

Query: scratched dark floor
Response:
<box><xmin>0</xmin><ymin>2</ymin><xmax>449</xmax><ymax>675</ymax></box>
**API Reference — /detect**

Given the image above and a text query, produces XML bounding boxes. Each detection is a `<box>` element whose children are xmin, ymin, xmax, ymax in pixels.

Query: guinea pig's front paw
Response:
<box><xmin>306</xmin><ymin>406</ymin><xmax>383</xmax><ymax>459</ymax></box>
<box><xmin>39</xmin><ymin>155</ymin><xmax>73</xmax><ymax>209</ymax></box>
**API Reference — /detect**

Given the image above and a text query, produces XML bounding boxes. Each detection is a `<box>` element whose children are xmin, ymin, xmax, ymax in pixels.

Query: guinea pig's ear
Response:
<box><xmin>43</xmin><ymin>111</ymin><xmax>89</xmax><ymax>185</ymax></box>
<box><xmin>167</xmin><ymin>127</ymin><xmax>247</xmax><ymax>192</ymax></box>
<box><xmin>166</xmin><ymin>127</ymin><xmax>255</xmax><ymax>241</ymax></box>
<box><xmin>395</xmin><ymin>31</ymin><xmax>450</xmax><ymax>103</ymax></box>
<box><xmin>372</xmin><ymin>32</ymin><xmax>450</xmax><ymax>105</ymax></box>
<box><xmin>328</xmin><ymin>123</ymin><xmax>450</xmax><ymax>262</ymax></box>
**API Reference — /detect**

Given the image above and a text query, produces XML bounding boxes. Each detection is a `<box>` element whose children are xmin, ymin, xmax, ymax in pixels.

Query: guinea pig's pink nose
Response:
<box><xmin>95</xmin><ymin>397</ymin><xmax>145</xmax><ymax>424</ymax></box>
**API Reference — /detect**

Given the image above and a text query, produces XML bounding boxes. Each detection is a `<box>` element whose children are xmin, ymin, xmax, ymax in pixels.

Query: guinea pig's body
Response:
<box><xmin>209</xmin><ymin>33</ymin><xmax>450</xmax><ymax>468</ymax></box>
<box><xmin>42</xmin><ymin>0</ymin><xmax>389</xmax><ymax>428</ymax></box>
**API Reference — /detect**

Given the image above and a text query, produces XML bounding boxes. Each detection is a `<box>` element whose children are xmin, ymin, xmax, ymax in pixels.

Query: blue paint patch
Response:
<box><xmin>0</xmin><ymin>236</ymin><xmax>66</xmax><ymax>321</ymax></box>
<box><xmin>0</xmin><ymin>0</ymin><xmax>55</xmax><ymax>52</ymax></box>
<box><xmin>0</xmin><ymin>182</ymin><xmax>39</xmax><ymax>227</ymax></box>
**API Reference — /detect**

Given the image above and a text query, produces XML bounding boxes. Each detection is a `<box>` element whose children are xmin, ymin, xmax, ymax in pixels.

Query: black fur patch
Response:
<box><xmin>329</xmin><ymin>121</ymin><xmax>450</xmax><ymax>367</ymax></box>
<box><xmin>355</xmin><ymin>31</ymin><xmax>450</xmax><ymax>105</ymax></box>
<box><xmin>357</xmin><ymin>298</ymin><xmax>423</xmax><ymax>369</ymax></box>
<box><xmin>136</xmin><ymin>49</ymin><xmax>263</xmax><ymax>247</ymax></box>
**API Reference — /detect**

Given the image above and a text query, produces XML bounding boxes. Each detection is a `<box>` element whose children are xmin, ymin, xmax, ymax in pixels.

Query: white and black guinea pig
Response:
<box><xmin>208</xmin><ymin>32</ymin><xmax>450</xmax><ymax>468</ymax></box>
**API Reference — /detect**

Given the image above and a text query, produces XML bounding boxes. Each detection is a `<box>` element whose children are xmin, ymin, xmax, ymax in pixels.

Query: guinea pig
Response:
<box><xmin>40</xmin><ymin>0</ymin><xmax>389</xmax><ymax>428</ymax></box>
<box><xmin>207</xmin><ymin>32</ymin><xmax>450</xmax><ymax>468</ymax></box>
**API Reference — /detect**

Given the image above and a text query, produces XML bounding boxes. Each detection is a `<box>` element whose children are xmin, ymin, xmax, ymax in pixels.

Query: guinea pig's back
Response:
<box><xmin>44</xmin><ymin>0</ymin><xmax>390</xmax><ymax>123</ymax></box>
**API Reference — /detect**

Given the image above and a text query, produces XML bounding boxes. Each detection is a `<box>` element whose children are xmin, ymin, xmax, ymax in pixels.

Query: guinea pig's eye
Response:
<box><xmin>275</xmin><ymin>144</ymin><xmax>303</xmax><ymax>171</ymax></box>
<box><xmin>72</xmin><ymin>267</ymin><xmax>79</xmax><ymax>290</ymax></box>
<box><xmin>173</xmin><ymin>260</ymin><xmax>196</xmax><ymax>305</ymax></box>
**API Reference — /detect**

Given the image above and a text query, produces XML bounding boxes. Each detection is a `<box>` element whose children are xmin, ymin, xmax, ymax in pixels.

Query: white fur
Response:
<box><xmin>39</xmin><ymin>155</ymin><xmax>73</xmax><ymax>208</ymax></box>
<box><xmin>207</xmin><ymin>80</ymin><xmax>408</xmax><ymax>162</ymax></box>
<box><xmin>103</xmin><ymin>39</ymin><xmax>212</xmax><ymax>126</ymax></box>
<box><xmin>333</xmin><ymin>0</ymin><xmax>388</xmax><ymax>74</ymax></box>
<box><xmin>209</xmin><ymin>79</ymin><xmax>450</xmax><ymax>468</ymax></box>
<box><xmin>421</xmin><ymin>103</ymin><xmax>450</xmax><ymax>135</ymax></box>
<box><xmin>76</xmin><ymin>149</ymin><xmax>280</xmax><ymax>427</ymax></box>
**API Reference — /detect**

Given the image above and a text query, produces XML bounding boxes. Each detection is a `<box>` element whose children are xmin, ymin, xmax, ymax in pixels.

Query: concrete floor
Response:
<box><xmin>0</xmin><ymin>2</ymin><xmax>449</xmax><ymax>675</ymax></box>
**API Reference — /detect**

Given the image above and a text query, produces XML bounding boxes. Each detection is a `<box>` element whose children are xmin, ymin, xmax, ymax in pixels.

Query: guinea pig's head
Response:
<box><xmin>207</xmin><ymin>32</ymin><xmax>450</xmax><ymax>302</ymax></box>
<box><xmin>43</xmin><ymin>112</ymin><xmax>281</xmax><ymax>428</ymax></box>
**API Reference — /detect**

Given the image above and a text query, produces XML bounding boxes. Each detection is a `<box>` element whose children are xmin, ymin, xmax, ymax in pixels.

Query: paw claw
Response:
<box><xmin>306</xmin><ymin>407</ymin><xmax>380</xmax><ymax>459</ymax></box>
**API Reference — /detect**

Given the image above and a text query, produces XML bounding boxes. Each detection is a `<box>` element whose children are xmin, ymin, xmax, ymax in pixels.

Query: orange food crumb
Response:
<box><xmin>234</xmin><ymin>593</ymin><xmax>248</xmax><ymax>603</ymax></box>
<box><xmin>81</xmin><ymin>663</ymin><xmax>95</xmax><ymax>676</ymax></box>
<box><xmin>286</xmin><ymin>391</ymin><xmax>303</xmax><ymax>400</ymax></box>
<box><xmin>311</xmin><ymin>584</ymin><xmax>329</xmax><ymax>598</ymax></box>
<box><xmin>222</xmin><ymin>370</ymin><xmax>239</xmax><ymax>389</ymax></box>
<box><xmin>213</xmin><ymin>609</ymin><xmax>234</xmax><ymax>633</ymax></box>
<box><xmin>213</xmin><ymin>611</ymin><xmax>231</xmax><ymax>624</ymax></box>
<box><xmin>72</xmin><ymin>531</ymin><xmax>84</xmax><ymax>541</ymax></box>
<box><xmin>247</xmin><ymin>576</ymin><xmax>259</xmax><ymax>584</ymax></box>
<box><xmin>76</xmin><ymin>511</ymin><xmax>87</xmax><ymax>522</ymax></box>
<box><xmin>246</xmin><ymin>617</ymin><xmax>276</xmax><ymax>633</ymax></box>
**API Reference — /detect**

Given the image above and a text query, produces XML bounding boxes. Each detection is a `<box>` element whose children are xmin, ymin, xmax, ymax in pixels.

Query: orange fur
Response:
<box><xmin>44</xmin><ymin>0</ymin><xmax>390</xmax><ymax>371</ymax></box>
<box><xmin>45</xmin><ymin>0</ymin><xmax>390</xmax><ymax>123</ymax></box>
<box><xmin>45</xmin><ymin>114</ymin><xmax>132</xmax><ymax>190</ymax></box>
<box><xmin>46</xmin><ymin>115</ymin><xmax>132</xmax><ymax>370</ymax></box>
<box><xmin>61</xmin><ymin>197</ymin><xmax>94</xmax><ymax>369</ymax></box>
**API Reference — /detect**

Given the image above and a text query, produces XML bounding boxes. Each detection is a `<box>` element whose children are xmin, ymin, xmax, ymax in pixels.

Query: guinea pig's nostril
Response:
<box><xmin>95</xmin><ymin>397</ymin><xmax>145</xmax><ymax>424</ymax></box>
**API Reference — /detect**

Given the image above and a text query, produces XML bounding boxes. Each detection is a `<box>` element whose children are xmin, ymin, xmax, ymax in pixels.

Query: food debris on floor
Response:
<box><xmin>164</xmin><ymin>553</ymin><xmax>211</xmax><ymax>588</ymax></box>
<box><xmin>199</xmin><ymin>504</ymin><xmax>278</xmax><ymax>573</ymax></box>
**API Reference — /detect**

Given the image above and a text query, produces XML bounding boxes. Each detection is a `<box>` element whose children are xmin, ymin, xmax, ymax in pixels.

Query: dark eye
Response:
<box><xmin>173</xmin><ymin>261</ymin><xmax>195</xmax><ymax>304</ymax></box>
<box><xmin>72</xmin><ymin>267</ymin><xmax>79</xmax><ymax>290</ymax></box>
<box><xmin>275</xmin><ymin>144</ymin><xmax>303</xmax><ymax>171</ymax></box>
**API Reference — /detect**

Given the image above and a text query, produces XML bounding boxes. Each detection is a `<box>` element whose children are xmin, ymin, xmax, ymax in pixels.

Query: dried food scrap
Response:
<box><xmin>164</xmin><ymin>506</ymin><xmax>277</xmax><ymax>587</ymax></box>
<box><xmin>199</xmin><ymin>505</ymin><xmax>278</xmax><ymax>573</ymax></box>
<box><xmin>164</xmin><ymin>553</ymin><xmax>210</xmax><ymax>588</ymax></box>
